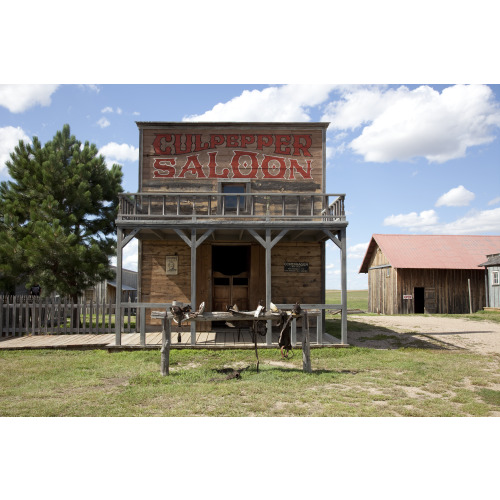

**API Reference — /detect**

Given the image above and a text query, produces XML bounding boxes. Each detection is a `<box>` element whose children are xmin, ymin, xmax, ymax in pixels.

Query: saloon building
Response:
<box><xmin>114</xmin><ymin>122</ymin><xmax>348</xmax><ymax>345</ymax></box>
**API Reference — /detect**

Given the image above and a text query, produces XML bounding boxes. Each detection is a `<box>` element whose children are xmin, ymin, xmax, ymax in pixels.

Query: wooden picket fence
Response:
<box><xmin>0</xmin><ymin>295</ymin><xmax>136</xmax><ymax>338</ymax></box>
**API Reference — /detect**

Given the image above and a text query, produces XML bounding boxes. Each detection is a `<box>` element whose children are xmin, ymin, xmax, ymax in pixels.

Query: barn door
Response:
<box><xmin>424</xmin><ymin>287</ymin><xmax>436</xmax><ymax>314</ymax></box>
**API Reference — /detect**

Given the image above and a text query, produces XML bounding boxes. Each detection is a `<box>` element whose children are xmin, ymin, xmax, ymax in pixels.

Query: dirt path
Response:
<box><xmin>348</xmin><ymin>315</ymin><xmax>500</xmax><ymax>355</ymax></box>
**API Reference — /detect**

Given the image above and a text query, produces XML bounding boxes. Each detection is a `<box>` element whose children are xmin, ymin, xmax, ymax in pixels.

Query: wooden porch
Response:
<box><xmin>0</xmin><ymin>328</ymin><xmax>344</xmax><ymax>350</ymax></box>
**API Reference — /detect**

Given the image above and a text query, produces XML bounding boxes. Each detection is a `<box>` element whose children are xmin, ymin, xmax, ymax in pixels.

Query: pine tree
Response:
<box><xmin>0</xmin><ymin>124</ymin><xmax>123</xmax><ymax>313</ymax></box>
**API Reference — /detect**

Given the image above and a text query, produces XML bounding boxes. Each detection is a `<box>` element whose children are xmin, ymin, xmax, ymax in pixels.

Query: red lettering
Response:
<box><xmin>174</xmin><ymin>134</ymin><xmax>193</xmax><ymax>154</ymax></box>
<box><xmin>241</xmin><ymin>134</ymin><xmax>255</xmax><ymax>148</ymax></box>
<box><xmin>256</xmin><ymin>134</ymin><xmax>273</xmax><ymax>150</ymax></box>
<box><xmin>293</xmin><ymin>135</ymin><xmax>312</xmax><ymax>157</ymax></box>
<box><xmin>193</xmin><ymin>134</ymin><xmax>210</xmax><ymax>153</ymax></box>
<box><xmin>275</xmin><ymin>135</ymin><xmax>291</xmax><ymax>155</ymax></box>
<box><xmin>231</xmin><ymin>151</ymin><xmax>259</xmax><ymax>178</ymax></box>
<box><xmin>152</xmin><ymin>134</ymin><xmax>173</xmax><ymax>155</ymax></box>
<box><xmin>226</xmin><ymin>134</ymin><xmax>239</xmax><ymax>147</ymax></box>
<box><xmin>177</xmin><ymin>155</ymin><xmax>206</xmax><ymax>178</ymax></box>
<box><xmin>207</xmin><ymin>152</ymin><xmax>229</xmax><ymax>178</ymax></box>
<box><xmin>152</xmin><ymin>158</ymin><xmax>176</xmax><ymax>177</ymax></box>
<box><xmin>289</xmin><ymin>158</ymin><xmax>312</xmax><ymax>179</ymax></box>
<box><xmin>210</xmin><ymin>134</ymin><xmax>225</xmax><ymax>149</ymax></box>
<box><xmin>261</xmin><ymin>155</ymin><xmax>287</xmax><ymax>178</ymax></box>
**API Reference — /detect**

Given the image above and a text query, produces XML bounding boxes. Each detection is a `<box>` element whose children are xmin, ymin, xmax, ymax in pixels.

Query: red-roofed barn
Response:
<box><xmin>359</xmin><ymin>234</ymin><xmax>500</xmax><ymax>314</ymax></box>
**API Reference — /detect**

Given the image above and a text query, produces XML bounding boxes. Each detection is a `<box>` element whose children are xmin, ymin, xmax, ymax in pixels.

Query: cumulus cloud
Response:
<box><xmin>322</xmin><ymin>84</ymin><xmax>500</xmax><ymax>163</ymax></box>
<box><xmin>110</xmin><ymin>238</ymin><xmax>138</xmax><ymax>272</ymax></box>
<box><xmin>383</xmin><ymin>206</ymin><xmax>500</xmax><ymax>234</ymax></box>
<box><xmin>384</xmin><ymin>209</ymin><xmax>439</xmax><ymax>230</ymax></box>
<box><xmin>101</xmin><ymin>106</ymin><xmax>113</xmax><ymax>113</ymax></box>
<box><xmin>0</xmin><ymin>84</ymin><xmax>59</xmax><ymax>113</ymax></box>
<box><xmin>99</xmin><ymin>142</ymin><xmax>139</xmax><ymax>164</ymax></box>
<box><xmin>97</xmin><ymin>117</ymin><xmax>110</xmax><ymax>128</ymax></box>
<box><xmin>0</xmin><ymin>126</ymin><xmax>31</xmax><ymax>174</ymax></box>
<box><xmin>348</xmin><ymin>242</ymin><xmax>369</xmax><ymax>259</ymax></box>
<box><xmin>435</xmin><ymin>185</ymin><xmax>475</xmax><ymax>207</ymax></box>
<box><xmin>434</xmin><ymin>207</ymin><xmax>500</xmax><ymax>234</ymax></box>
<box><xmin>488</xmin><ymin>196</ymin><xmax>500</xmax><ymax>206</ymax></box>
<box><xmin>184</xmin><ymin>84</ymin><xmax>336</xmax><ymax>122</ymax></box>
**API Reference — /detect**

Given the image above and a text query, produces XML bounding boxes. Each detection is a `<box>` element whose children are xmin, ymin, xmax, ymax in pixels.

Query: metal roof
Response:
<box><xmin>479</xmin><ymin>253</ymin><xmax>500</xmax><ymax>267</ymax></box>
<box><xmin>359</xmin><ymin>234</ymin><xmax>500</xmax><ymax>273</ymax></box>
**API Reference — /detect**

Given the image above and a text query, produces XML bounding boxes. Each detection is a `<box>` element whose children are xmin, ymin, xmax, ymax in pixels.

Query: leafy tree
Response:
<box><xmin>0</xmin><ymin>124</ymin><xmax>123</xmax><ymax>311</ymax></box>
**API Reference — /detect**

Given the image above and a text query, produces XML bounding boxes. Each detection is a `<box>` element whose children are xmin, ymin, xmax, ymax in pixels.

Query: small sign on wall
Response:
<box><xmin>284</xmin><ymin>262</ymin><xmax>309</xmax><ymax>273</ymax></box>
<box><xmin>166</xmin><ymin>256</ymin><xmax>178</xmax><ymax>275</ymax></box>
<box><xmin>403</xmin><ymin>295</ymin><xmax>413</xmax><ymax>300</ymax></box>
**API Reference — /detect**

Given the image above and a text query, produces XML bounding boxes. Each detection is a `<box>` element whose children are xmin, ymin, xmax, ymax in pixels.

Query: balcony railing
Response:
<box><xmin>117</xmin><ymin>192</ymin><xmax>346</xmax><ymax>223</ymax></box>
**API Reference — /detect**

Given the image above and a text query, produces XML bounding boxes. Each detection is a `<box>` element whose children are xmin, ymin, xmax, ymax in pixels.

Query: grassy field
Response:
<box><xmin>326</xmin><ymin>289</ymin><xmax>368</xmax><ymax>311</ymax></box>
<box><xmin>1</xmin><ymin>346</ymin><xmax>499</xmax><ymax>417</ymax></box>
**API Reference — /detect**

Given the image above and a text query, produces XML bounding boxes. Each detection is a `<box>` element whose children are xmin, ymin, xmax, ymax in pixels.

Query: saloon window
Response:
<box><xmin>222</xmin><ymin>183</ymin><xmax>246</xmax><ymax>212</ymax></box>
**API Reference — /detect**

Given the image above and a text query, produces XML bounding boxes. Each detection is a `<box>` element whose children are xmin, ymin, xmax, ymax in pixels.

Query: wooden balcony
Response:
<box><xmin>117</xmin><ymin>192</ymin><xmax>346</xmax><ymax>227</ymax></box>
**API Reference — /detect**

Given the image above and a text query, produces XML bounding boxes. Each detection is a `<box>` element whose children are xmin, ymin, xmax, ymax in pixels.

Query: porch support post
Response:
<box><xmin>339</xmin><ymin>227</ymin><xmax>347</xmax><ymax>345</ymax></box>
<box><xmin>248</xmin><ymin>228</ymin><xmax>288</xmax><ymax>346</ymax></box>
<box><xmin>115</xmin><ymin>227</ymin><xmax>123</xmax><ymax>346</ymax></box>
<box><xmin>190</xmin><ymin>228</ymin><xmax>197</xmax><ymax>345</ymax></box>
<box><xmin>265</xmin><ymin>229</ymin><xmax>272</xmax><ymax>345</ymax></box>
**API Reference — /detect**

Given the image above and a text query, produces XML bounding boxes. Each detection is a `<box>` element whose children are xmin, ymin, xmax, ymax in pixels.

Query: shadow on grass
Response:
<box><xmin>326</xmin><ymin>318</ymin><xmax>467</xmax><ymax>352</ymax></box>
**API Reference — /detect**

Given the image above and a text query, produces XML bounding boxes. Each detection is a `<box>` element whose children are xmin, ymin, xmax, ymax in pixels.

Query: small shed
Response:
<box><xmin>479</xmin><ymin>253</ymin><xmax>500</xmax><ymax>309</ymax></box>
<box><xmin>359</xmin><ymin>234</ymin><xmax>500</xmax><ymax>314</ymax></box>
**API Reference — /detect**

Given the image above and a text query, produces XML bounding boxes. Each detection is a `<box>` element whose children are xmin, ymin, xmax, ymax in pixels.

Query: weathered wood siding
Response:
<box><xmin>139</xmin><ymin>124</ymin><xmax>325</xmax><ymax>194</ymax></box>
<box><xmin>366</xmin><ymin>243</ymin><xmax>486</xmax><ymax>314</ymax></box>
<box><xmin>486</xmin><ymin>266</ymin><xmax>500</xmax><ymax>308</ymax></box>
<box><xmin>141</xmin><ymin>240</ymin><xmax>323</xmax><ymax>327</ymax></box>
<box><xmin>396</xmin><ymin>268</ymin><xmax>485</xmax><ymax>314</ymax></box>
<box><xmin>271</xmin><ymin>242</ymin><xmax>323</xmax><ymax>305</ymax></box>
<box><xmin>366</xmin><ymin>246</ymin><xmax>397</xmax><ymax>314</ymax></box>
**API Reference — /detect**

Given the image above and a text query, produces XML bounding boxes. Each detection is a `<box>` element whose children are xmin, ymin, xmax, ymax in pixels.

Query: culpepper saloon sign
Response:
<box><xmin>149</xmin><ymin>131</ymin><xmax>316</xmax><ymax>180</ymax></box>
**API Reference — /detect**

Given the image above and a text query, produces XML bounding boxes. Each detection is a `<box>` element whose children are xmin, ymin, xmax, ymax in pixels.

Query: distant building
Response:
<box><xmin>359</xmin><ymin>234</ymin><xmax>500</xmax><ymax>314</ymax></box>
<box><xmin>85</xmin><ymin>266</ymin><xmax>137</xmax><ymax>303</ymax></box>
<box><xmin>479</xmin><ymin>253</ymin><xmax>500</xmax><ymax>309</ymax></box>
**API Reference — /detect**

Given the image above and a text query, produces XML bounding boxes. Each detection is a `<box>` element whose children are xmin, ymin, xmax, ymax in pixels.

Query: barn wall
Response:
<box><xmin>487</xmin><ymin>266</ymin><xmax>500</xmax><ymax>308</ymax></box>
<box><xmin>396</xmin><ymin>268</ymin><xmax>486</xmax><ymax>314</ymax></box>
<box><xmin>366</xmin><ymin>246</ymin><xmax>397</xmax><ymax>314</ymax></box>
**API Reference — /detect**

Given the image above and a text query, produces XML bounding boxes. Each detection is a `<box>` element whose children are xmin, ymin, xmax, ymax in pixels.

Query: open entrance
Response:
<box><xmin>212</xmin><ymin>245</ymin><xmax>250</xmax><ymax>315</ymax></box>
<box><xmin>414</xmin><ymin>287</ymin><xmax>425</xmax><ymax>313</ymax></box>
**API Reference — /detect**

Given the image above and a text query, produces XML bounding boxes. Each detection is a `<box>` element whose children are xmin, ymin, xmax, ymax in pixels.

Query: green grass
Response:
<box><xmin>326</xmin><ymin>289</ymin><xmax>368</xmax><ymax>311</ymax></box>
<box><xmin>1</xmin><ymin>346</ymin><xmax>499</xmax><ymax>417</ymax></box>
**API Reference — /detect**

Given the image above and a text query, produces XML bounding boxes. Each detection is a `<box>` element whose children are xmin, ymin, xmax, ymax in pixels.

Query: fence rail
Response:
<box><xmin>0</xmin><ymin>296</ymin><xmax>136</xmax><ymax>338</ymax></box>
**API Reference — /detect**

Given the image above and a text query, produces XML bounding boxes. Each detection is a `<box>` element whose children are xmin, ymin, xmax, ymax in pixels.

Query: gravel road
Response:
<box><xmin>347</xmin><ymin>314</ymin><xmax>500</xmax><ymax>355</ymax></box>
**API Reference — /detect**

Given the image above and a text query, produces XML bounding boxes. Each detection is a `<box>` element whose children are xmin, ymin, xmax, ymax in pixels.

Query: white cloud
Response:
<box><xmin>99</xmin><ymin>142</ymin><xmax>139</xmax><ymax>164</ymax></box>
<box><xmin>97</xmin><ymin>117</ymin><xmax>110</xmax><ymax>128</ymax></box>
<box><xmin>0</xmin><ymin>126</ymin><xmax>31</xmax><ymax>174</ymax></box>
<box><xmin>110</xmin><ymin>238</ymin><xmax>138</xmax><ymax>272</ymax></box>
<box><xmin>0</xmin><ymin>84</ymin><xmax>59</xmax><ymax>113</ymax></box>
<box><xmin>101</xmin><ymin>106</ymin><xmax>113</xmax><ymax>113</ymax></box>
<box><xmin>326</xmin><ymin>263</ymin><xmax>335</xmax><ymax>270</ymax></box>
<box><xmin>322</xmin><ymin>84</ymin><xmax>500</xmax><ymax>163</ymax></box>
<box><xmin>116</xmin><ymin>107</ymin><xmax>123</xmax><ymax>115</ymax></box>
<box><xmin>384</xmin><ymin>209</ymin><xmax>439</xmax><ymax>230</ymax></box>
<box><xmin>435</xmin><ymin>185</ymin><xmax>475</xmax><ymax>207</ymax></box>
<box><xmin>432</xmin><ymin>207</ymin><xmax>500</xmax><ymax>234</ymax></box>
<box><xmin>383</xmin><ymin>206</ymin><xmax>500</xmax><ymax>234</ymax></box>
<box><xmin>348</xmin><ymin>242</ymin><xmax>369</xmax><ymax>259</ymax></box>
<box><xmin>183</xmin><ymin>84</ymin><xmax>335</xmax><ymax>122</ymax></box>
<box><xmin>488</xmin><ymin>196</ymin><xmax>500</xmax><ymax>206</ymax></box>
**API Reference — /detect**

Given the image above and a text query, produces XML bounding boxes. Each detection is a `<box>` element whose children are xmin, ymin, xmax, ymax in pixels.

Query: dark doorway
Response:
<box><xmin>414</xmin><ymin>287</ymin><xmax>425</xmax><ymax>313</ymax></box>
<box><xmin>212</xmin><ymin>246</ymin><xmax>250</xmax><ymax>315</ymax></box>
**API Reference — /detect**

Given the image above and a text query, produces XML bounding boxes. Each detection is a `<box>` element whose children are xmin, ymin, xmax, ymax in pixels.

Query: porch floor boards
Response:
<box><xmin>0</xmin><ymin>330</ymin><xmax>342</xmax><ymax>350</ymax></box>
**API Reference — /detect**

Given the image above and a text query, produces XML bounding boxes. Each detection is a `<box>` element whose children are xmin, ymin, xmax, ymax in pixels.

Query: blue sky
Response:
<box><xmin>1</xmin><ymin>83</ymin><xmax>499</xmax><ymax>290</ymax></box>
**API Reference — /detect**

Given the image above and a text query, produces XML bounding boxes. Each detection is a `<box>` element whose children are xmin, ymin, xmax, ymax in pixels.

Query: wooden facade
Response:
<box><xmin>480</xmin><ymin>254</ymin><xmax>500</xmax><ymax>309</ymax></box>
<box><xmin>115</xmin><ymin>122</ymin><xmax>348</xmax><ymax>345</ymax></box>
<box><xmin>360</xmin><ymin>234</ymin><xmax>500</xmax><ymax>315</ymax></box>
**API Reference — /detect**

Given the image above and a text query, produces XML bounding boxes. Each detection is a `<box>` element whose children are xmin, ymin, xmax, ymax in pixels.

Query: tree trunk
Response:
<box><xmin>71</xmin><ymin>293</ymin><xmax>82</xmax><ymax>328</ymax></box>
<box><xmin>302</xmin><ymin>311</ymin><xmax>312</xmax><ymax>373</ymax></box>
